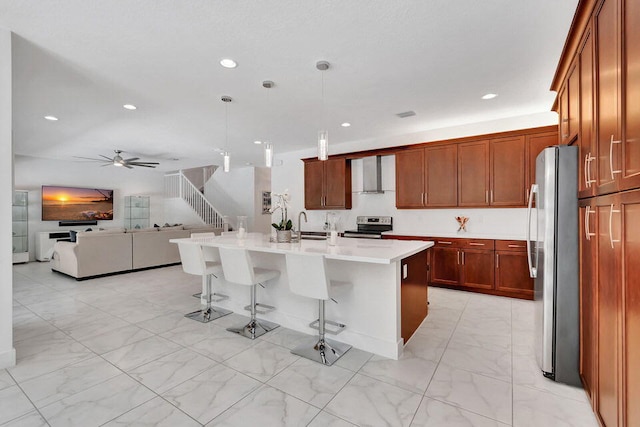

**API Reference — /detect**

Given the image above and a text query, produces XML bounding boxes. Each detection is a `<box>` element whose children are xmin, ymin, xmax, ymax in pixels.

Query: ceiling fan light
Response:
<box><xmin>113</xmin><ymin>161</ymin><xmax>123</xmax><ymax>167</ymax></box>
<box><xmin>265</xmin><ymin>143</ymin><xmax>273</xmax><ymax>168</ymax></box>
<box><xmin>318</xmin><ymin>130</ymin><xmax>328</xmax><ymax>161</ymax></box>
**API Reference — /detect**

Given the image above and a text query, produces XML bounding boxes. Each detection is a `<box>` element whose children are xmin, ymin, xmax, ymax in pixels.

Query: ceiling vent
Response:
<box><xmin>396</xmin><ymin>110</ymin><xmax>416</xmax><ymax>118</ymax></box>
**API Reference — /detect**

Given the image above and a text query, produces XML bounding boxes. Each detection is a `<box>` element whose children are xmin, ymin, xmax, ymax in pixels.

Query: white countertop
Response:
<box><xmin>382</xmin><ymin>231</ymin><xmax>527</xmax><ymax>241</ymax></box>
<box><xmin>171</xmin><ymin>234</ymin><xmax>433</xmax><ymax>264</ymax></box>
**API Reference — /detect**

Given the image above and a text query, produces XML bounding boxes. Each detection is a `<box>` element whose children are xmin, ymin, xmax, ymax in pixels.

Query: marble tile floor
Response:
<box><xmin>2</xmin><ymin>262</ymin><xmax>599</xmax><ymax>427</ymax></box>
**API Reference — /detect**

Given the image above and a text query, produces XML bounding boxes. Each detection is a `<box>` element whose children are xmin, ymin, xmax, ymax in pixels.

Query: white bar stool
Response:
<box><xmin>190</xmin><ymin>232</ymin><xmax>220</xmax><ymax>298</ymax></box>
<box><xmin>176</xmin><ymin>242</ymin><xmax>231</xmax><ymax>323</ymax></box>
<box><xmin>218</xmin><ymin>247</ymin><xmax>280</xmax><ymax>339</ymax></box>
<box><xmin>284</xmin><ymin>253</ymin><xmax>352</xmax><ymax>365</ymax></box>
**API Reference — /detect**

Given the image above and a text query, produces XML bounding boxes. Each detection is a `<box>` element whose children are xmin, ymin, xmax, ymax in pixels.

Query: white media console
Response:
<box><xmin>35</xmin><ymin>231</ymin><xmax>73</xmax><ymax>261</ymax></box>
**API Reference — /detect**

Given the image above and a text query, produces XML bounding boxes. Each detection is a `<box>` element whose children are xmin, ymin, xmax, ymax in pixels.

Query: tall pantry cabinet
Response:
<box><xmin>553</xmin><ymin>0</ymin><xmax>640</xmax><ymax>425</ymax></box>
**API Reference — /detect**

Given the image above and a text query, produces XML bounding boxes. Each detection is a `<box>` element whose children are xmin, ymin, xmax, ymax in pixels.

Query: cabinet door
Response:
<box><xmin>579</xmin><ymin>28</ymin><xmax>597</xmax><ymax>199</ymax></box>
<box><xmin>568</xmin><ymin>63</ymin><xmax>580</xmax><ymax>143</ymax></box>
<box><xmin>596</xmin><ymin>195</ymin><xmax>621</xmax><ymax>427</ymax></box>
<box><xmin>621</xmin><ymin>189</ymin><xmax>640</xmax><ymax>426</ymax></box>
<box><xmin>526</xmin><ymin>132</ymin><xmax>559</xmax><ymax>201</ymax></box>
<box><xmin>304</xmin><ymin>160</ymin><xmax>324</xmax><ymax>209</ymax></box>
<box><xmin>495</xmin><ymin>251</ymin><xmax>533</xmax><ymax>298</ymax></box>
<box><xmin>578</xmin><ymin>201</ymin><xmax>597</xmax><ymax>399</ymax></box>
<box><xmin>425</xmin><ymin>144</ymin><xmax>457</xmax><ymax>207</ymax></box>
<box><xmin>396</xmin><ymin>149</ymin><xmax>425</xmax><ymax>208</ymax></box>
<box><xmin>595</xmin><ymin>0</ymin><xmax>621</xmax><ymax>195</ymax></box>
<box><xmin>458</xmin><ymin>140</ymin><xmax>490</xmax><ymax>206</ymax></box>
<box><xmin>560</xmin><ymin>86</ymin><xmax>570</xmax><ymax>144</ymax></box>
<box><xmin>490</xmin><ymin>136</ymin><xmax>526</xmax><ymax>206</ymax></box>
<box><xmin>430</xmin><ymin>247</ymin><xmax>460</xmax><ymax>287</ymax></box>
<box><xmin>324</xmin><ymin>158</ymin><xmax>351</xmax><ymax>209</ymax></box>
<box><xmin>621</xmin><ymin>0</ymin><xmax>640</xmax><ymax>191</ymax></box>
<box><xmin>461</xmin><ymin>249</ymin><xmax>494</xmax><ymax>290</ymax></box>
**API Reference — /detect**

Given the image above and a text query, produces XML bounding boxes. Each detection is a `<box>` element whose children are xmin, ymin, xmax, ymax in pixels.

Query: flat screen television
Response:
<box><xmin>42</xmin><ymin>185</ymin><xmax>114</xmax><ymax>221</ymax></box>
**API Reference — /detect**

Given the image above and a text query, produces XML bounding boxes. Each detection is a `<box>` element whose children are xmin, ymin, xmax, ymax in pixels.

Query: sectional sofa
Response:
<box><xmin>50</xmin><ymin>225</ymin><xmax>221</xmax><ymax>280</ymax></box>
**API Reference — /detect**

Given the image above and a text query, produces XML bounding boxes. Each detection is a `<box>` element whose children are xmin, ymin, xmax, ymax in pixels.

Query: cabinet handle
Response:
<box><xmin>461</xmin><ymin>251</ymin><xmax>465</xmax><ymax>265</ymax></box>
<box><xmin>608</xmin><ymin>203</ymin><xmax>620</xmax><ymax>249</ymax></box>
<box><xmin>507</xmin><ymin>244</ymin><xmax>524</xmax><ymax>248</ymax></box>
<box><xmin>424</xmin><ymin>193</ymin><xmax>427</xmax><ymax>205</ymax></box>
<box><xmin>490</xmin><ymin>190</ymin><xmax>493</xmax><ymax>204</ymax></box>
<box><xmin>437</xmin><ymin>241</ymin><xmax>453</xmax><ymax>245</ymax></box>
<box><xmin>421</xmin><ymin>192</ymin><xmax>425</xmax><ymax>205</ymax></box>
<box><xmin>583</xmin><ymin>153</ymin><xmax>589</xmax><ymax>188</ymax></box>
<box><xmin>496</xmin><ymin>253</ymin><xmax>499</xmax><ymax>269</ymax></box>
<box><xmin>469</xmin><ymin>242</ymin><xmax>485</xmax><ymax>246</ymax></box>
<box><xmin>584</xmin><ymin>206</ymin><xmax>596</xmax><ymax>241</ymax></box>
<box><xmin>609</xmin><ymin>134</ymin><xmax>622</xmax><ymax>180</ymax></box>
<box><xmin>586</xmin><ymin>153</ymin><xmax>596</xmax><ymax>186</ymax></box>
<box><xmin>485</xmin><ymin>190</ymin><xmax>489</xmax><ymax>204</ymax></box>
<box><xmin>457</xmin><ymin>251</ymin><xmax>460</xmax><ymax>265</ymax></box>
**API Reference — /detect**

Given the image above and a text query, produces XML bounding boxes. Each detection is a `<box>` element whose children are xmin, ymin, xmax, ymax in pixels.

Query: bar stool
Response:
<box><xmin>284</xmin><ymin>252</ymin><xmax>351</xmax><ymax>366</ymax></box>
<box><xmin>190</xmin><ymin>232</ymin><xmax>220</xmax><ymax>298</ymax></box>
<box><xmin>176</xmin><ymin>242</ymin><xmax>231</xmax><ymax>323</ymax></box>
<box><xmin>218</xmin><ymin>246</ymin><xmax>280</xmax><ymax>339</ymax></box>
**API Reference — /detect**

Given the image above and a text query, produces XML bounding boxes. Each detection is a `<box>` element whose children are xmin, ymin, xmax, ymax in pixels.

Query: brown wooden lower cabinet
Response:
<box><xmin>400</xmin><ymin>249</ymin><xmax>429</xmax><ymax>342</ymax></box>
<box><xmin>386</xmin><ymin>235</ymin><xmax>533</xmax><ymax>300</ymax></box>
<box><xmin>578</xmin><ymin>189</ymin><xmax>640</xmax><ymax>427</ymax></box>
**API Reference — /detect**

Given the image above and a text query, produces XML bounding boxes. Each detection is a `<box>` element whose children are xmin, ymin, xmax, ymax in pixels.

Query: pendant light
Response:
<box><xmin>263</xmin><ymin>80</ymin><xmax>274</xmax><ymax>168</ymax></box>
<box><xmin>221</xmin><ymin>95</ymin><xmax>232</xmax><ymax>172</ymax></box>
<box><xmin>316</xmin><ymin>60</ymin><xmax>330</xmax><ymax>161</ymax></box>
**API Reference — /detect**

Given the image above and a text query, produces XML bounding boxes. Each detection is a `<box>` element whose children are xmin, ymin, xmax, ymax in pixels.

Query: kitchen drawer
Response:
<box><xmin>431</xmin><ymin>238</ymin><xmax>464</xmax><ymax>248</ymax></box>
<box><xmin>459</xmin><ymin>239</ymin><xmax>494</xmax><ymax>250</ymax></box>
<box><xmin>495</xmin><ymin>240</ymin><xmax>527</xmax><ymax>252</ymax></box>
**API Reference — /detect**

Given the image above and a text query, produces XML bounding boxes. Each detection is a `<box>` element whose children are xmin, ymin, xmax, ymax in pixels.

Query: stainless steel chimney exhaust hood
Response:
<box><xmin>361</xmin><ymin>156</ymin><xmax>384</xmax><ymax>194</ymax></box>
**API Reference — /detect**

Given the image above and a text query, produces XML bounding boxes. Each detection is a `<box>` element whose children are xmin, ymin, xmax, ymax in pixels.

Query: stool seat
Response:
<box><xmin>218</xmin><ymin>246</ymin><xmax>280</xmax><ymax>339</ymax></box>
<box><xmin>285</xmin><ymin>252</ymin><xmax>351</xmax><ymax>366</ymax></box>
<box><xmin>176</xmin><ymin>242</ymin><xmax>231</xmax><ymax>323</ymax></box>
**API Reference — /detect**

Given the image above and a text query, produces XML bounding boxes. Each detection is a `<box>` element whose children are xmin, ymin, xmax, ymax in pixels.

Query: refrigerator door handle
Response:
<box><xmin>526</xmin><ymin>184</ymin><xmax>538</xmax><ymax>278</ymax></box>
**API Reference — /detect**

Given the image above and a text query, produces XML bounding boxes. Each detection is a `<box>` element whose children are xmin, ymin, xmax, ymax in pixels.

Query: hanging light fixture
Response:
<box><xmin>316</xmin><ymin>60</ymin><xmax>330</xmax><ymax>161</ymax></box>
<box><xmin>262</xmin><ymin>80</ymin><xmax>275</xmax><ymax>168</ymax></box>
<box><xmin>221</xmin><ymin>95</ymin><xmax>232</xmax><ymax>172</ymax></box>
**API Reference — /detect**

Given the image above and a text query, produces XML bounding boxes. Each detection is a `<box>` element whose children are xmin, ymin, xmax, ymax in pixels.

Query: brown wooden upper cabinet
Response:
<box><xmin>578</xmin><ymin>26</ymin><xmax>596</xmax><ymax>199</ymax></box>
<box><xmin>526</xmin><ymin>132</ymin><xmax>559</xmax><ymax>199</ymax></box>
<box><xmin>395</xmin><ymin>145</ymin><xmax>457</xmax><ymax>208</ymax></box>
<box><xmin>303</xmin><ymin>158</ymin><xmax>352</xmax><ymax>210</ymax></box>
<box><xmin>621</xmin><ymin>0</ymin><xmax>640</xmax><ymax>192</ymax></box>
<box><xmin>458</xmin><ymin>137</ymin><xmax>526</xmax><ymax>207</ymax></box>
<box><xmin>458</xmin><ymin>140</ymin><xmax>490</xmax><ymax>206</ymax></box>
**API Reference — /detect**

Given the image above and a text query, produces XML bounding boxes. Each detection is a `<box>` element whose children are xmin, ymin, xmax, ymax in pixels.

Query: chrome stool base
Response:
<box><xmin>227</xmin><ymin>318</ymin><xmax>279</xmax><ymax>339</ymax></box>
<box><xmin>291</xmin><ymin>336</ymin><xmax>351</xmax><ymax>366</ymax></box>
<box><xmin>185</xmin><ymin>307</ymin><xmax>232</xmax><ymax>323</ymax></box>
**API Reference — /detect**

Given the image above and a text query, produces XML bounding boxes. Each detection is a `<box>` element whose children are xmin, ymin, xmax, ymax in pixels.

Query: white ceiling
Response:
<box><xmin>1</xmin><ymin>0</ymin><xmax>577</xmax><ymax>171</ymax></box>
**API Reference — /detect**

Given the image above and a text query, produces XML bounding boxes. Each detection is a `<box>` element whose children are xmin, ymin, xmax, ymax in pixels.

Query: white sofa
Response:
<box><xmin>51</xmin><ymin>225</ymin><xmax>221</xmax><ymax>280</ymax></box>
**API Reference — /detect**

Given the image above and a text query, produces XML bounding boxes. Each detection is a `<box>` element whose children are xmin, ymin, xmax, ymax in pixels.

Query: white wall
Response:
<box><xmin>205</xmin><ymin>166</ymin><xmax>272</xmax><ymax>234</ymax></box>
<box><xmin>1</xmin><ymin>28</ymin><xmax>16</xmax><ymax>369</ymax></box>
<box><xmin>271</xmin><ymin>112</ymin><xmax>556</xmax><ymax>238</ymax></box>
<box><xmin>14</xmin><ymin>155</ymin><xmax>165</xmax><ymax>261</ymax></box>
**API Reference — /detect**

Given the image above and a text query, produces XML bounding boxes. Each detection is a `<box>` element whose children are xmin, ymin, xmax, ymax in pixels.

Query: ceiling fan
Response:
<box><xmin>74</xmin><ymin>150</ymin><xmax>160</xmax><ymax>169</ymax></box>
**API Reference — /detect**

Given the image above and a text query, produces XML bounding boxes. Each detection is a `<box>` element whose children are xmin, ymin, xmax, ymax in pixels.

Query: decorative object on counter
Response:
<box><xmin>222</xmin><ymin>215</ymin><xmax>230</xmax><ymax>232</ymax></box>
<box><xmin>271</xmin><ymin>190</ymin><xmax>293</xmax><ymax>242</ymax></box>
<box><xmin>316</xmin><ymin>60</ymin><xmax>330</xmax><ymax>161</ymax></box>
<box><xmin>326</xmin><ymin>212</ymin><xmax>339</xmax><ymax>246</ymax></box>
<box><xmin>261</xmin><ymin>191</ymin><xmax>271</xmax><ymax>214</ymax></box>
<box><xmin>237</xmin><ymin>216</ymin><xmax>247</xmax><ymax>240</ymax></box>
<box><xmin>455</xmin><ymin>216</ymin><xmax>469</xmax><ymax>232</ymax></box>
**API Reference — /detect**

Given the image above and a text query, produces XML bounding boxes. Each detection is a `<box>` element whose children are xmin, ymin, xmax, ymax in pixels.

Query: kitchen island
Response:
<box><xmin>170</xmin><ymin>234</ymin><xmax>433</xmax><ymax>359</ymax></box>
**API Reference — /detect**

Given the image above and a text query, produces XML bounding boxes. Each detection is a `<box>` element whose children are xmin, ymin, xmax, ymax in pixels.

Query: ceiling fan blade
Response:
<box><xmin>130</xmin><ymin>163</ymin><xmax>157</xmax><ymax>168</ymax></box>
<box><xmin>128</xmin><ymin>161</ymin><xmax>160</xmax><ymax>165</ymax></box>
<box><xmin>100</xmin><ymin>163</ymin><xmax>112</xmax><ymax>167</ymax></box>
<box><xmin>124</xmin><ymin>157</ymin><xmax>140</xmax><ymax>162</ymax></box>
<box><xmin>123</xmin><ymin>164</ymin><xmax>134</xmax><ymax>169</ymax></box>
<box><xmin>100</xmin><ymin>154</ymin><xmax>114</xmax><ymax>161</ymax></box>
<box><xmin>72</xmin><ymin>156</ymin><xmax>108</xmax><ymax>162</ymax></box>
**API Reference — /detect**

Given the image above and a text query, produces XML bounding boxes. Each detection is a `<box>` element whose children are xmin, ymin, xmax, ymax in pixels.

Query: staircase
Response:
<box><xmin>164</xmin><ymin>169</ymin><xmax>224</xmax><ymax>227</ymax></box>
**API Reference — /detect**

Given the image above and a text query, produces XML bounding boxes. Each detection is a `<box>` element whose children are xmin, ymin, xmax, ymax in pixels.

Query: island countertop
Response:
<box><xmin>171</xmin><ymin>235</ymin><xmax>433</xmax><ymax>264</ymax></box>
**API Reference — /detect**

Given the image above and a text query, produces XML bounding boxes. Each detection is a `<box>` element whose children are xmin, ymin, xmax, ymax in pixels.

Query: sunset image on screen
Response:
<box><xmin>42</xmin><ymin>186</ymin><xmax>114</xmax><ymax>221</ymax></box>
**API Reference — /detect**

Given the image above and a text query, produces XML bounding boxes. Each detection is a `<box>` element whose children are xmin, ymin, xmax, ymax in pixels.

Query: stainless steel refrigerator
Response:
<box><xmin>526</xmin><ymin>145</ymin><xmax>580</xmax><ymax>386</ymax></box>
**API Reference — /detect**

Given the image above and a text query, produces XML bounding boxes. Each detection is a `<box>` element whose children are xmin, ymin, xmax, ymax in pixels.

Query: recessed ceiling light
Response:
<box><xmin>341</xmin><ymin>122</ymin><xmax>351</xmax><ymax>127</ymax></box>
<box><xmin>44</xmin><ymin>115</ymin><xmax>58</xmax><ymax>121</ymax></box>
<box><xmin>220</xmin><ymin>58</ymin><xmax>237</xmax><ymax>68</ymax></box>
<box><xmin>254</xmin><ymin>140</ymin><xmax>262</xmax><ymax>145</ymax></box>
<box><xmin>123</xmin><ymin>104</ymin><xmax>137</xmax><ymax>110</ymax></box>
<box><xmin>481</xmin><ymin>93</ymin><xmax>498</xmax><ymax>100</ymax></box>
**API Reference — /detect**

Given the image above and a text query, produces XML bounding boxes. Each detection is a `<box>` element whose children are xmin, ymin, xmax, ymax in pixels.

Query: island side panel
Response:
<box><xmin>401</xmin><ymin>249</ymin><xmax>429</xmax><ymax>342</ymax></box>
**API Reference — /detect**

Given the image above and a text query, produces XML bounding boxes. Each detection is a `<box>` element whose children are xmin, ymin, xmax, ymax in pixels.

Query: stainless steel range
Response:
<box><xmin>343</xmin><ymin>216</ymin><xmax>392</xmax><ymax>239</ymax></box>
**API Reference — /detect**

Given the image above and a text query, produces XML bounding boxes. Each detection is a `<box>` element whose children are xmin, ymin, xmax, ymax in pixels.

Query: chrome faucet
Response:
<box><xmin>297</xmin><ymin>211</ymin><xmax>307</xmax><ymax>237</ymax></box>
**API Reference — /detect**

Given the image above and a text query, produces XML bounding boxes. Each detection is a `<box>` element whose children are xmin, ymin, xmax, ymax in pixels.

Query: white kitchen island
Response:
<box><xmin>170</xmin><ymin>234</ymin><xmax>433</xmax><ymax>359</ymax></box>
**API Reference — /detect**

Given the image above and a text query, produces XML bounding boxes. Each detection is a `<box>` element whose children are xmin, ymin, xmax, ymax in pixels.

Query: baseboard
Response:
<box><xmin>0</xmin><ymin>347</ymin><xmax>16</xmax><ymax>369</ymax></box>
